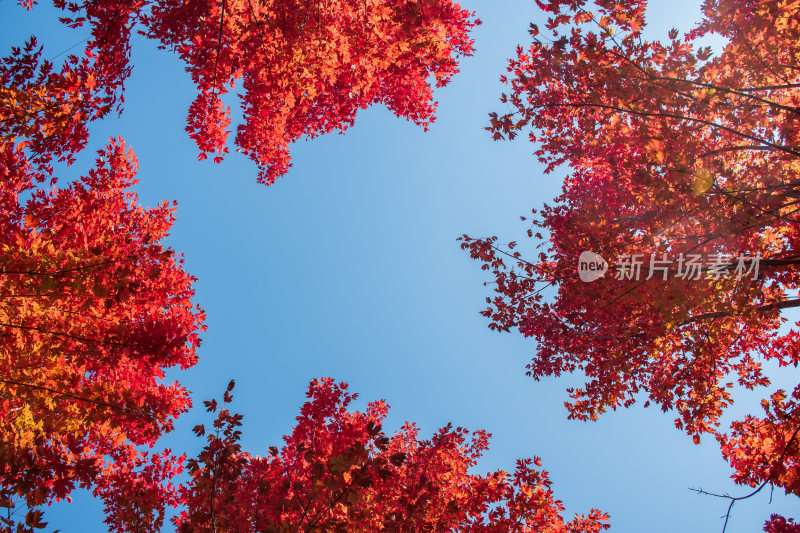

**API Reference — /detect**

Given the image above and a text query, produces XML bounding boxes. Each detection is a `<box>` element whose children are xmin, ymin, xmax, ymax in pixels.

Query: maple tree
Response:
<box><xmin>175</xmin><ymin>378</ymin><xmax>610</xmax><ymax>533</ymax></box>
<box><xmin>0</xmin><ymin>35</ymin><xmax>113</xmax><ymax>174</ymax></box>
<box><xmin>11</xmin><ymin>0</ymin><xmax>479</xmax><ymax>184</ymax></box>
<box><xmin>0</xmin><ymin>137</ymin><xmax>205</xmax><ymax>532</ymax></box>
<box><xmin>461</xmin><ymin>0</ymin><xmax>800</xmax><ymax>530</ymax></box>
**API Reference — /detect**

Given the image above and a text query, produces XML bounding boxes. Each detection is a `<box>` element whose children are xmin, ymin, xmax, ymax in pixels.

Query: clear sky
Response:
<box><xmin>1</xmin><ymin>1</ymin><xmax>798</xmax><ymax>531</ymax></box>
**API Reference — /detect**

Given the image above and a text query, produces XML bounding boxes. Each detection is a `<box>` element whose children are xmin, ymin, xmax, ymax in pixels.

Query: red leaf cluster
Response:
<box><xmin>175</xmin><ymin>378</ymin><xmax>610</xmax><ymax>532</ymax></box>
<box><xmin>0</xmin><ymin>138</ymin><xmax>204</xmax><ymax>532</ymax></box>
<box><xmin>465</xmin><ymin>0</ymin><xmax>800</xmax><ymax>528</ymax></box>
<box><xmin>21</xmin><ymin>0</ymin><xmax>480</xmax><ymax>183</ymax></box>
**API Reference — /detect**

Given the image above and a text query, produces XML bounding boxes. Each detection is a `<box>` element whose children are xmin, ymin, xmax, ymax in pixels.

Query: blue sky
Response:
<box><xmin>1</xmin><ymin>0</ymin><xmax>798</xmax><ymax>531</ymax></box>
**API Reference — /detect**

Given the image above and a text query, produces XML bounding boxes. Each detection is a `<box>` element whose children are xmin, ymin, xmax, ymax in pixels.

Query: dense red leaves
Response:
<box><xmin>464</xmin><ymin>0</ymin><xmax>800</xmax><ymax>527</ymax></box>
<box><xmin>176</xmin><ymin>378</ymin><xmax>610</xmax><ymax>532</ymax></box>
<box><xmin>722</xmin><ymin>389</ymin><xmax>800</xmax><ymax>495</ymax></box>
<box><xmin>25</xmin><ymin>0</ymin><xmax>479</xmax><ymax>183</ymax></box>
<box><xmin>1</xmin><ymin>12</ymin><xmax>203</xmax><ymax>527</ymax></box>
<box><xmin>0</xmin><ymin>138</ymin><xmax>204</xmax><ymax>532</ymax></box>
<box><xmin>766</xmin><ymin>515</ymin><xmax>800</xmax><ymax>533</ymax></box>
<box><xmin>0</xmin><ymin>36</ymin><xmax>114</xmax><ymax>174</ymax></box>
<box><xmin>147</xmin><ymin>0</ymin><xmax>479</xmax><ymax>183</ymax></box>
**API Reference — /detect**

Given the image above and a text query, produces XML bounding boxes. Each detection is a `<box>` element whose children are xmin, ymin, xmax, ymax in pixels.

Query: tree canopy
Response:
<box><xmin>8</xmin><ymin>0</ymin><xmax>479</xmax><ymax>183</ymax></box>
<box><xmin>175</xmin><ymin>379</ymin><xmax>609</xmax><ymax>533</ymax></box>
<box><xmin>462</xmin><ymin>0</ymin><xmax>800</xmax><ymax>529</ymax></box>
<box><xmin>5</xmin><ymin>0</ymin><xmax>800</xmax><ymax>530</ymax></box>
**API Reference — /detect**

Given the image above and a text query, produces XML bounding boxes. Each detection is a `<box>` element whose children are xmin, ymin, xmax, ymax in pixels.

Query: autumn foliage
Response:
<box><xmin>11</xmin><ymin>0</ymin><xmax>479</xmax><ymax>183</ymax></box>
<box><xmin>462</xmin><ymin>0</ymin><xmax>800</xmax><ymax>529</ymax></box>
<box><xmin>0</xmin><ymin>36</ymin><xmax>112</xmax><ymax>173</ymax></box>
<box><xmin>11</xmin><ymin>0</ymin><xmax>800</xmax><ymax>529</ymax></box>
<box><xmin>0</xmin><ymin>138</ymin><xmax>204</xmax><ymax>532</ymax></box>
<box><xmin>0</xmin><ymin>17</ymin><xmax>207</xmax><ymax>527</ymax></box>
<box><xmin>176</xmin><ymin>378</ymin><xmax>610</xmax><ymax>533</ymax></box>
